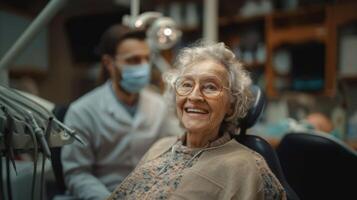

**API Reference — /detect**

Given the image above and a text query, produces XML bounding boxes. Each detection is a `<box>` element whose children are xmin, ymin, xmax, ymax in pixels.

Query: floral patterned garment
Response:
<box><xmin>253</xmin><ymin>151</ymin><xmax>287</xmax><ymax>200</ymax></box>
<box><xmin>109</xmin><ymin>133</ymin><xmax>285</xmax><ymax>200</ymax></box>
<box><xmin>109</xmin><ymin>133</ymin><xmax>232</xmax><ymax>200</ymax></box>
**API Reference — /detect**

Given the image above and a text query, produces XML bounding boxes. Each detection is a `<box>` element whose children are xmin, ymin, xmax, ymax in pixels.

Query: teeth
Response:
<box><xmin>186</xmin><ymin>108</ymin><xmax>208</xmax><ymax>114</ymax></box>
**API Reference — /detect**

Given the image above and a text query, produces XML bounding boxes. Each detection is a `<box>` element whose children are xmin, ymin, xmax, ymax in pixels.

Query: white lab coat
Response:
<box><xmin>61</xmin><ymin>81</ymin><xmax>182</xmax><ymax>200</ymax></box>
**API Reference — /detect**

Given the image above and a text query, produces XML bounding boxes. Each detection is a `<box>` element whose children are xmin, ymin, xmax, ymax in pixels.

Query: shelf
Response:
<box><xmin>339</xmin><ymin>75</ymin><xmax>357</xmax><ymax>83</ymax></box>
<box><xmin>219</xmin><ymin>14</ymin><xmax>265</xmax><ymax>27</ymax></box>
<box><xmin>243</xmin><ymin>61</ymin><xmax>265</xmax><ymax>70</ymax></box>
<box><xmin>219</xmin><ymin>5</ymin><xmax>324</xmax><ymax>29</ymax></box>
<box><xmin>271</xmin><ymin>5</ymin><xmax>325</xmax><ymax>20</ymax></box>
<box><xmin>268</xmin><ymin>24</ymin><xmax>327</xmax><ymax>47</ymax></box>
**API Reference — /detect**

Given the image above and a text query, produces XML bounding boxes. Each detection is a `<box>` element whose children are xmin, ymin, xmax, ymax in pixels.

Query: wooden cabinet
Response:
<box><xmin>265</xmin><ymin>6</ymin><xmax>331</xmax><ymax>97</ymax></box>
<box><xmin>220</xmin><ymin>2</ymin><xmax>357</xmax><ymax>98</ymax></box>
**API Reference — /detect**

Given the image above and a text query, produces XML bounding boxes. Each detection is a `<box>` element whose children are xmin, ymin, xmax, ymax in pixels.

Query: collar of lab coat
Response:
<box><xmin>102</xmin><ymin>81</ymin><xmax>147</xmax><ymax>128</ymax></box>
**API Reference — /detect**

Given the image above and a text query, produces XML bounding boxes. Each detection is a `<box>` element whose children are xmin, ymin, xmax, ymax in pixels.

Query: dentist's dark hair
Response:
<box><xmin>96</xmin><ymin>24</ymin><xmax>146</xmax><ymax>84</ymax></box>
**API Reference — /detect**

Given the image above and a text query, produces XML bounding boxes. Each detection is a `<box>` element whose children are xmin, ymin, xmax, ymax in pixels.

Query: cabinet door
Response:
<box><xmin>265</xmin><ymin>6</ymin><xmax>334</xmax><ymax>97</ymax></box>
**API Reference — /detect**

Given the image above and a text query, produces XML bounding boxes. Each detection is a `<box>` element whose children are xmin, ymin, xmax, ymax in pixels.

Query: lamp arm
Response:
<box><xmin>151</xmin><ymin>52</ymin><xmax>172</xmax><ymax>73</ymax></box>
<box><xmin>131</xmin><ymin>0</ymin><xmax>140</xmax><ymax>22</ymax></box>
<box><xmin>0</xmin><ymin>0</ymin><xmax>69</xmax><ymax>85</ymax></box>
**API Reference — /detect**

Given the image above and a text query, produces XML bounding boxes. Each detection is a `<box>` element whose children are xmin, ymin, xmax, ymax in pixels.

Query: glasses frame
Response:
<box><xmin>174</xmin><ymin>75</ymin><xmax>230</xmax><ymax>99</ymax></box>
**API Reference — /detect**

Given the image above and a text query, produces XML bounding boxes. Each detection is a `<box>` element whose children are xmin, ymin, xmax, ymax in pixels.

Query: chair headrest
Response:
<box><xmin>239</xmin><ymin>85</ymin><xmax>266</xmax><ymax>130</ymax></box>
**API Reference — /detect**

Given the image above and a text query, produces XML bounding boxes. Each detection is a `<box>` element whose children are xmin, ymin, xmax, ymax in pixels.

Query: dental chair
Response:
<box><xmin>235</xmin><ymin>86</ymin><xmax>299</xmax><ymax>200</ymax></box>
<box><xmin>276</xmin><ymin>132</ymin><xmax>357</xmax><ymax>200</ymax></box>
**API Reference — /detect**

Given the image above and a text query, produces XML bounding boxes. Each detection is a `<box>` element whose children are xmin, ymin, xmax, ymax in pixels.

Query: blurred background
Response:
<box><xmin>1</xmin><ymin>0</ymin><xmax>357</xmax><ymax>199</ymax></box>
<box><xmin>2</xmin><ymin>0</ymin><xmax>357</xmax><ymax>142</ymax></box>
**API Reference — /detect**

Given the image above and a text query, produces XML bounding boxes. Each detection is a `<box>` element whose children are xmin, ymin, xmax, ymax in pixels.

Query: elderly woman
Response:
<box><xmin>107</xmin><ymin>42</ymin><xmax>286</xmax><ymax>200</ymax></box>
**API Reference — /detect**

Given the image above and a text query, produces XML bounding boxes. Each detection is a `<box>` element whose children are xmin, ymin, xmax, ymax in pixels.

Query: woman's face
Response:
<box><xmin>176</xmin><ymin>60</ymin><xmax>232</xmax><ymax>137</ymax></box>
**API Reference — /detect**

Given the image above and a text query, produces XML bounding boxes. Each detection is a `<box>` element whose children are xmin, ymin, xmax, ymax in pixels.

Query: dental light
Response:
<box><xmin>123</xmin><ymin>11</ymin><xmax>182</xmax><ymax>50</ymax></box>
<box><xmin>122</xmin><ymin>0</ymin><xmax>182</xmax><ymax>72</ymax></box>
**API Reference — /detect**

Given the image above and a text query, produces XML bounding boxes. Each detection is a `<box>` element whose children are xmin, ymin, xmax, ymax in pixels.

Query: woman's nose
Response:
<box><xmin>188</xmin><ymin>84</ymin><xmax>204</xmax><ymax>101</ymax></box>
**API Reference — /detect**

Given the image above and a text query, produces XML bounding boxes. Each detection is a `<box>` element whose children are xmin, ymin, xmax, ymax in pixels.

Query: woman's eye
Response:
<box><xmin>203</xmin><ymin>83</ymin><xmax>219</xmax><ymax>91</ymax></box>
<box><xmin>181</xmin><ymin>82</ymin><xmax>193</xmax><ymax>88</ymax></box>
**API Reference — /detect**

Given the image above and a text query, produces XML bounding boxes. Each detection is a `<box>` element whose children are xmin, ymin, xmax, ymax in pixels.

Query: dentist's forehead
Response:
<box><xmin>117</xmin><ymin>50</ymin><xmax>149</xmax><ymax>60</ymax></box>
<box><xmin>116</xmin><ymin>39</ymin><xmax>149</xmax><ymax>56</ymax></box>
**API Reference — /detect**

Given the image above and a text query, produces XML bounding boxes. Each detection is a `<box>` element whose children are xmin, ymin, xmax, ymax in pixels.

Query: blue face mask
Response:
<box><xmin>119</xmin><ymin>63</ymin><xmax>151</xmax><ymax>94</ymax></box>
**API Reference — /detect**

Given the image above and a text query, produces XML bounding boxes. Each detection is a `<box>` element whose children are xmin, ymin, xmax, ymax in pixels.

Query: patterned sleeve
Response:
<box><xmin>255</xmin><ymin>155</ymin><xmax>287</xmax><ymax>200</ymax></box>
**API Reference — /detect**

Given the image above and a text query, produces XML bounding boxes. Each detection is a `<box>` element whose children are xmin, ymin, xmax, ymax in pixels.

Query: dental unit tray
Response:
<box><xmin>0</xmin><ymin>84</ymin><xmax>83</xmax><ymax>155</ymax></box>
<box><xmin>0</xmin><ymin>84</ymin><xmax>86</xmax><ymax>200</ymax></box>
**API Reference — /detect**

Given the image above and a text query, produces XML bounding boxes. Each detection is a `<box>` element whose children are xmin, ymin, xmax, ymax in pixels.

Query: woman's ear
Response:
<box><xmin>225</xmin><ymin>101</ymin><xmax>234</xmax><ymax>119</ymax></box>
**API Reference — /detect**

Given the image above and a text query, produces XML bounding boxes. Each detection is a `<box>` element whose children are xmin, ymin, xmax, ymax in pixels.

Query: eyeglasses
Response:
<box><xmin>174</xmin><ymin>75</ymin><xmax>230</xmax><ymax>98</ymax></box>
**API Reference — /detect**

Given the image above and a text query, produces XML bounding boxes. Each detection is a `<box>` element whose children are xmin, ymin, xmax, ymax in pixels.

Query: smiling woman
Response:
<box><xmin>167</xmin><ymin>41</ymin><xmax>254</xmax><ymax>145</ymax></box>
<box><xmin>175</xmin><ymin>60</ymin><xmax>233</xmax><ymax>148</ymax></box>
<box><xmin>107</xmin><ymin>42</ymin><xmax>287</xmax><ymax>200</ymax></box>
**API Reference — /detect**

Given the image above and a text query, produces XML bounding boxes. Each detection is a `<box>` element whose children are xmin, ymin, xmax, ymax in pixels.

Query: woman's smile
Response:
<box><xmin>184</xmin><ymin>104</ymin><xmax>209</xmax><ymax>118</ymax></box>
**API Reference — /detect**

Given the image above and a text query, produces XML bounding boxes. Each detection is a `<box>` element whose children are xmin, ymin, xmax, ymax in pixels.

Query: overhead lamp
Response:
<box><xmin>122</xmin><ymin>0</ymin><xmax>182</xmax><ymax>72</ymax></box>
<box><xmin>146</xmin><ymin>15</ymin><xmax>182</xmax><ymax>50</ymax></box>
<box><xmin>123</xmin><ymin>11</ymin><xmax>182</xmax><ymax>50</ymax></box>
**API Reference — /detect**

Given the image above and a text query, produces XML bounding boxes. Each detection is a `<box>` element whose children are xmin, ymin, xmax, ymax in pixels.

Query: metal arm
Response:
<box><xmin>0</xmin><ymin>0</ymin><xmax>69</xmax><ymax>86</ymax></box>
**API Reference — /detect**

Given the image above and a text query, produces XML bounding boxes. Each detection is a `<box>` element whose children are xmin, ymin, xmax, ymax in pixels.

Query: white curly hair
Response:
<box><xmin>163</xmin><ymin>41</ymin><xmax>253</xmax><ymax>134</ymax></box>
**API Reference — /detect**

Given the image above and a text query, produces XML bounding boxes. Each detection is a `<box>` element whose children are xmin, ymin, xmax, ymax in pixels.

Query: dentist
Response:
<box><xmin>61</xmin><ymin>24</ymin><xmax>181</xmax><ymax>200</ymax></box>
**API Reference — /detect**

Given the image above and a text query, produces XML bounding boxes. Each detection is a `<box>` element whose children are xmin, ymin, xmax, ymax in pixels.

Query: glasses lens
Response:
<box><xmin>200</xmin><ymin>77</ymin><xmax>222</xmax><ymax>97</ymax></box>
<box><xmin>175</xmin><ymin>77</ymin><xmax>194</xmax><ymax>96</ymax></box>
<box><xmin>175</xmin><ymin>75</ymin><xmax>225</xmax><ymax>98</ymax></box>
